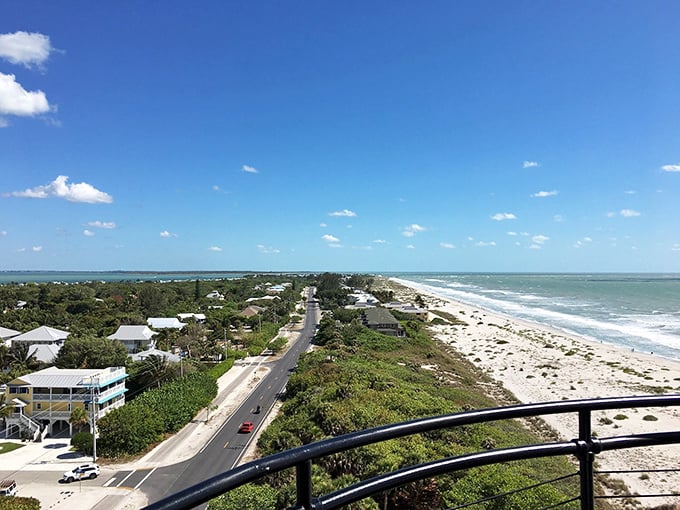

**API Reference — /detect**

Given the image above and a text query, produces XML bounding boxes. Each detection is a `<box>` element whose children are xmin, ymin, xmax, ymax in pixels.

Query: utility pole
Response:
<box><xmin>87</xmin><ymin>376</ymin><xmax>99</xmax><ymax>463</ymax></box>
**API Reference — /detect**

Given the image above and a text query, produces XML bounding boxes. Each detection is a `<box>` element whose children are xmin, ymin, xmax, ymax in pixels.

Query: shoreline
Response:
<box><xmin>381</xmin><ymin>277</ymin><xmax>680</xmax><ymax>506</ymax></box>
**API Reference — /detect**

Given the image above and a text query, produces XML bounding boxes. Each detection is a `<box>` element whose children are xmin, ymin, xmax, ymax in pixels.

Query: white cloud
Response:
<box><xmin>553</xmin><ymin>214</ymin><xmax>564</xmax><ymax>222</ymax></box>
<box><xmin>212</xmin><ymin>185</ymin><xmax>220</xmax><ymax>191</ymax></box>
<box><xmin>672</xmin><ymin>243</ymin><xmax>680</xmax><ymax>252</ymax></box>
<box><xmin>0</xmin><ymin>31</ymin><xmax>53</xmax><ymax>68</ymax></box>
<box><xmin>523</xmin><ymin>161</ymin><xmax>540</xmax><ymax>168</ymax></box>
<box><xmin>529</xmin><ymin>244</ymin><xmax>542</xmax><ymax>250</ymax></box>
<box><xmin>531</xmin><ymin>190</ymin><xmax>558</xmax><ymax>198</ymax></box>
<box><xmin>440</xmin><ymin>242</ymin><xmax>455</xmax><ymax>249</ymax></box>
<box><xmin>242</xmin><ymin>164</ymin><xmax>258</xmax><ymax>174</ymax></box>
<box><xmin>32</xmin><ymin>245</ymin><xmax>42</xmax><ymax>252</ymax></box>
<box><xmin>532</xmin><ymin>234</ymin><xmax>549</xmax><ymax>244</ymax></box>
<box><xmin>0</xmin><ymin>117</ymin><xmax>8</xmax><ymax>128</ymax></box>
<box><xmin>373</xmin><ymin>239</ymin><xmax>386</xmax><ymax>244</ymax></box>
<box><xmin>319</xmin><ymin>223</ymin><xmax>327</xmax><ymax>228</ymax></box>
<box><xmin>507</xmin><ymin>231</ymin><xmax>517</xmax><ymax>236</ymax></box>
<box><xmin>620</xmin><ymin>209</ymin><xmax>641</xmax><ymax>217</ymax></box>
<box><xmin>83</xmin><ymin>229</ymin><xmax>95</xmax><ymax>237</ymax></box>
<box><xmin>475</xmin><ymin>241</ymin><xmax>496</xmax><ymax>247</ymax></box>
<box><xmin>208</xmin><ymin>246</ymin><xmax>223</xmax><ymax>252</ymax></box>
<box><xmin>87</xmin><ymin>220</ymin><xmax>116</xmax><ymax>229</ymax></box>
<box><xmin>491</xmin><ymin>212</ymin><xmax>516</xmax><ymax>221</ymax></box>
<box><xmin>406</xmin><ymin>244</ymin><xmax>415</xmax><ymax>249</ymax></box>
<box><xmin>606</xmin><ymin>211</ymin><xmax>616</xmax><ymax>218</ymax></box>
<box><xmin>574</xmin><ymin>236</ymin><xmax>593</xmax><ymax>248</ymax></box>
<box><xmin>257</xmin><ymin>244</ymin><xmax>280</xmax><ymax>254</ymax></box>
<box><xmin>661</xmin><ymin>164</ymin><xmax>680</xmax><ymax>172</ymax></box>
<box><xmin>322</xmin><ymin>234</ymin><xmax>339</xmax><ymax>243</ymax></box>
<box><xmin>0</xmin><ymin>72</ymin><xmax>52</xmax><ymax>117</ymax></box>
<box><xmin>624</xmin><ymin>190</ymin><xmax>636</xmax><ymax>195</ymax></box>
<box><xmin>5</xmin><ymin>175</ymin><xmax>112</xmax><ymax>203</ymax></box>
<box><xmin>329</xmin><ymin>209</ymin><xmax>357</xmax><ymax>217</ymax></box>
<box><xmin>402</xmin><ymin>224</ymin><xmax>426</xmax><ymax>237</ymax></box>
<box><xmin>160</xmin><ymin>230</ymin><xmax>178</xmax><ymax>238</ymax></box>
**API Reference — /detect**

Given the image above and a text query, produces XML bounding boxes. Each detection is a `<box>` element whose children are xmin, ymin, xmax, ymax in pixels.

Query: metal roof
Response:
<box><xmin>10</xmin><ymin>367</ymin><xmax>104</xmax><ymax>388</ymax></box>
<box><xmin>147</xmin><ymin>317</ymin><xmax>186</xmax><ymax>329</ymax></box>
<box><xmin>0</xmin><ymin>326</ymin><xmax>21</xmax><ymax>339</ymax></box>
<box><xmin>11</xmin><ymin>326</ymin><xmax>70</xmax><ymax>343</ymax></box>
<box><xmin>107</xmin><ymin>325</ymin><xmax>157</xmax><ymax>341</ymax></box>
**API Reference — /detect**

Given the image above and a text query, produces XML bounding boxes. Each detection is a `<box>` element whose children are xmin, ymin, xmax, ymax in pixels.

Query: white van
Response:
<box><xmin>0</xmin><ymin>479</ymin><xmax>17</xmax><ymax>497</ymax></box>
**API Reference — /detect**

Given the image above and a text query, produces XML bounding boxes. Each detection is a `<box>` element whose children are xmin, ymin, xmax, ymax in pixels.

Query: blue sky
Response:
<box><xmin>1</xmin><ymin>1</ymin><xmax>679</xmax><ymax>273</ymax></box>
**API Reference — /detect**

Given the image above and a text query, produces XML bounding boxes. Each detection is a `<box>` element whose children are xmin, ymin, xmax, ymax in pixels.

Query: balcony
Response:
<box><xmin>143</xmin><ymin>395</ymin><xmax>680</xmax><ymax>510</ymax></box>
<box><xmin>31</xmin><ymin>392</ymin><xmax>89</xmax><ymax>401</ymax></box>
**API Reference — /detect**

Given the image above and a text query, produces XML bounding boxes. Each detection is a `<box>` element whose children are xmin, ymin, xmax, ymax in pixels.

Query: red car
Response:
<box><xmin>239</xmin><ymin>421</ymin><xmax>254</xmax><ymax>433</ymax></box>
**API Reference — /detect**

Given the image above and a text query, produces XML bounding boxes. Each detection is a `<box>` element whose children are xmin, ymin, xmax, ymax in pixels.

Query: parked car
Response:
<box><xmin>0</xmin><ymin>479</ymin><xmax>17</xmax><ymax>496</ymax></box>
<box><xmin>239</xmin><ymin>421</ymin><xmax>254</xmax><ymax>433</ymax></box>
<box><xmin>62</xmin><ymin>464</ymin><xmax>100</xmax><ymax>483</ymax></box>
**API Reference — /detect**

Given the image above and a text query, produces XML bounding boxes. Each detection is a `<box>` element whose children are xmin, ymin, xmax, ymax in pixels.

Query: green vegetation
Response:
<box><xmin>0</xmin><ymin>497</ymin><xmax>41</xmax><ymax>510</ymax></box>
<box><xmin>0</xmin><ymin>442</ymin><xmax>24</xmax><ymax>454</ymax></box>
<box><xmin>98</xmin><ymin>372</ymin><xmax>218</xmax><ymax>457</ymax></box>
<box><xmin>71</xmin><ymin>431</ymin><xmax>93</xmax><ymax>455</ymax></box>
<box><xmin>0</xmin><ymin>274</ymin><xmax>310</xmax><ymax>384</ymax></box>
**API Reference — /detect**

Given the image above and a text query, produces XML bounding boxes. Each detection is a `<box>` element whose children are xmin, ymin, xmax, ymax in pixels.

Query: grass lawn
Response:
<box><xmin>0</xmin><ymin>442</ymin><xmax>25</xmax><ymax>455</ymax></box>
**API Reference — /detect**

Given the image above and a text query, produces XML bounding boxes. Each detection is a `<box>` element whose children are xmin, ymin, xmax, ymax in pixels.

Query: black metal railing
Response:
<box><xmin>142</xmin><ymin>394</ymin><xmax>680</xmax><ymax>510</ymax></box>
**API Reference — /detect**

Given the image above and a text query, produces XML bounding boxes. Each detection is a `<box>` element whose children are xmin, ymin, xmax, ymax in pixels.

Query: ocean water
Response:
<box><xmin>389</xmin><ymin>273</ymin><xmax>680</xmax><ymax>362</ymax></box>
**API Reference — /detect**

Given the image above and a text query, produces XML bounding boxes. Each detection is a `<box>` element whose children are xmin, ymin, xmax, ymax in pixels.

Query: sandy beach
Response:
<box><xmin>385</xmin><ymin>277</ymin><xmax>680</xmax><ymax>507</ymax></box>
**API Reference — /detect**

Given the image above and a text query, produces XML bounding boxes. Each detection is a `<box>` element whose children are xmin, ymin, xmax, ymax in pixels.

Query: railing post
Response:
<box><xmin>578</xmin><ymin>409</ymin><xmax>594</xmax><ymax>510</ymax></box>
<box><xmin>296</xmin><ymin>459</ymin><xmax>313</xmax><ymax>509</ymax></box>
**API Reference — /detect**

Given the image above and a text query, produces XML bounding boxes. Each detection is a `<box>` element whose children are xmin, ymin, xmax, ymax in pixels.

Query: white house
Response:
<box><xmin>107</xmin><ymin>325</ymin><xmax>157</xmax><ymax>353</ymax></box>
<box><xmin>130</xmin><ymin>348</ymin><xmax>181</xmax><ymax>363</ymax></box>
<box><xmin>11</xmin><ymin>326</ymin><xmax>70</xmax><ymax>347</ymax></box>
<box><xmin>0</xmin><ymin>326</ymin><xmax>21</xmax><ymax>347</ymax></box>
<box><xmin>147</xmin><ymin>317</ymin><xmax>186</xmax><ymax>330</ymax></box>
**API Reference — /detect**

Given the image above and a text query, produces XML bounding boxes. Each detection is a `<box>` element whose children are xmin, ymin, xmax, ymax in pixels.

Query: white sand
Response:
<box><xmin>385</xmin><ymin>277</ymin><xmax>680</xmax><ymax>506</ymax></box>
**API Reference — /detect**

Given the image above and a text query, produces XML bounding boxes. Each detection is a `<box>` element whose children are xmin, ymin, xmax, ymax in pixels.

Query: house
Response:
<box><xmin>130</xmin><ymin>348</ymin><xmax>181</xmax><ymax>363</ymax></box>
<box><xmin>177</xmin><ymin>313</ymin><xmax>206</xmax><ymax>323</ymax></box>
<box><xmin>27</xmin><ymin>344</ymin><xmax>61</xmax><ymax>364</ymax></box>
<box><xmin>240</xmin><ymin>305</ymin><xmax>266</xmax><ymax>318</ymax></box>
<box><xmin>11</xmin><ymin>326</ymin><xmax>69</xmax><ymax>347</ymax></box>
<box><xmin>348</xmin><ymin>291</ymin><xmax>380</xmax><ymax>307</ymax></box>
<box><xmin>107</xmin><ymin>325</ymin><xmax>157</xmax><ymax>353</ymax></box>
<box><xmin>383</xmin><ymin>302</ymin><xmax>429</xmax><ymax>321</ymax></box>
<box><xmin>147</xmin><ymin>317</ymin><xmax>186</xmax><ymax>330</ymax></box>
<box><xmin>245</xmin><ymin>295</ymin><xmax>280</xmax><ymax>303</ymax></box>
<box><xmin>361</xmin><ymin>308</ymin><xmax>405</xmax><ymax>337</ymax></box>
<box><xmin>0</xmin><ymin>326</ymin><xmax>21</xmax><ymax>347</ymax></box>
<box><xmin>2</xmin><ymin>366</ymin><xmax>127</xmax><ymax>439</ymax></box>
<box><xmin>206</xmin><ymin>290</ymin><xmax>224</xmax><ymax>300</ymax></box>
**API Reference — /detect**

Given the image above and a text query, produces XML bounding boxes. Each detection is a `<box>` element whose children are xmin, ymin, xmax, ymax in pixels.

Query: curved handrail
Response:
<box><xmin>142</xmin><ymin>394</ymin><xmax>680</xmax><ymax>510</ymax></box>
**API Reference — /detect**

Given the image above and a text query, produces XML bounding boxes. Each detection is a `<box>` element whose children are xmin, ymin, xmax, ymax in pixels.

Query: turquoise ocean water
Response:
<box><xmin>388</xmin><ymin>273</ymin><xmax>680</xmax><ymax>362</ymax></box>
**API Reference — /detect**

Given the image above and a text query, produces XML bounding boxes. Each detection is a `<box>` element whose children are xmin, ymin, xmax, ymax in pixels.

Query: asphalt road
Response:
<box><xmin>134</xmin><ymin>289</ymin><xmax>320</xmax><ymax>507</ymax></box>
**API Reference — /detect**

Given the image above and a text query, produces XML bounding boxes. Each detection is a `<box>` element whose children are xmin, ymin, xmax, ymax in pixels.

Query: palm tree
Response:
<box><xmin>140</xmin><ymin>354</ymin><xmax>176</xmax><ymax>388</ymax></box>
<box><xmin>0</xmin><ymin>393</ymin><xmax>16</xmax><ymax>437</ymax></box>
<box><xmin>9</xmin><ymin>342</ymin><xmax>39</xmax><ymax>372</ymax></box>
<box><xmin>69</xmin><ymin>406</ymin><xmax>89</xmax><ymax>434</ymax></box>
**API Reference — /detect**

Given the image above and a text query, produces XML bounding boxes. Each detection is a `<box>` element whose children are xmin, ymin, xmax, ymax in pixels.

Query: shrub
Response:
<box><xmin>71</xmin><ymin>431</ymin><xmax>93</xmax><ymax>455</ymax></box>
<box><xmin>0</xmin><ymin>497</ymin><xmax>41</xmax><ymax>510</ymax></box>
<box><xmin>98</xmin><ymin>403</ymin><xmax>164</xmax><ymax>458</ymax></box>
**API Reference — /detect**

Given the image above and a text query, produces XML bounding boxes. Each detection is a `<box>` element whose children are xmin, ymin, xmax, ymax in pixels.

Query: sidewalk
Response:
<box><xmin>0</xmin><ymin>356</ymin><xmax>272</xmax><ymax>509</ymax></box>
